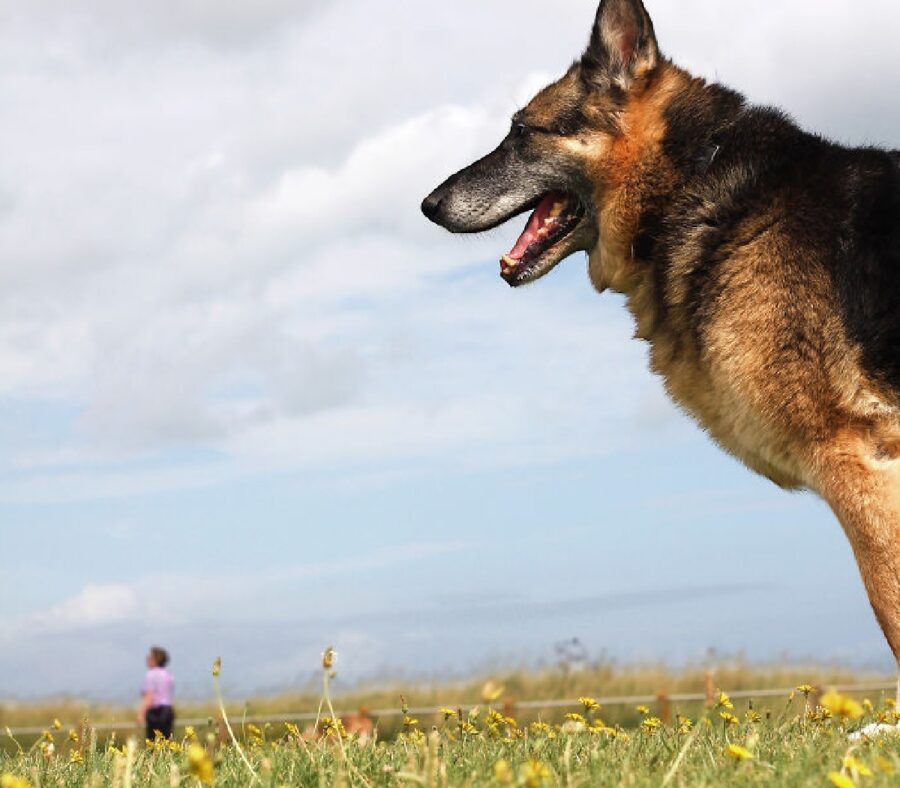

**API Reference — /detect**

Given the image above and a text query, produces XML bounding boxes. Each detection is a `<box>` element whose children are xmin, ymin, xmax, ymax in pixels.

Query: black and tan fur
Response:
<box><xmin>422</xmin><ymin>0</ymin><xmax>900</xmax><ymax>683</ymax></box>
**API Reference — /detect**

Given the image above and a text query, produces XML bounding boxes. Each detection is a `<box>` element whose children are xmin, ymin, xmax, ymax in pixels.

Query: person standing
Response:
<box><xmin>138</xmin><ymin>646</ymin><xmax>175</xmax><ymax>740</ymax></box>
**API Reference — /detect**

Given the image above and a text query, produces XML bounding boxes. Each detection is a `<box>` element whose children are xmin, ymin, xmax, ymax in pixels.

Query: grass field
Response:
<box><xmin>3</xmin><ymin>655</ymin><xmax>900</xmax><ymax>786</ymax></box>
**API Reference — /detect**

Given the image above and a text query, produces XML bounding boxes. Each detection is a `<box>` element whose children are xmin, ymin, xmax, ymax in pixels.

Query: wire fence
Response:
<box><xmin>5</xmin><ymin>681</ymin><xmax>896</xmax><ymax>737</ymax></box>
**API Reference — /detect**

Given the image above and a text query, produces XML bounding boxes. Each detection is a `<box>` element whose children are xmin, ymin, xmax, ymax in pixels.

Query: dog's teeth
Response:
<box><xmin>549</xmin><ymin>201</ymin><xmax>565</xmax><ymax>218</ymax></box>
<box><xmin>501</xmin><ymin>255</ymin><xmax>519</xmax><ymax>268</ymax></box>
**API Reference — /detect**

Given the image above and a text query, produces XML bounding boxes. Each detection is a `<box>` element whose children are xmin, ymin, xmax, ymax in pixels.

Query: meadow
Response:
<box><xmin>2</xmin><ymin>654</ymin><xmax>900</xmax><ymax>786</ymax></box>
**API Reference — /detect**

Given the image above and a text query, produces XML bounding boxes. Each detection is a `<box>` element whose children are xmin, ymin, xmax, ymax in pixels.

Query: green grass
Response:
<box><xmin>3</xmin><ymin>685</ymin><xmax>900</xmax><ymax>786</ymax></box>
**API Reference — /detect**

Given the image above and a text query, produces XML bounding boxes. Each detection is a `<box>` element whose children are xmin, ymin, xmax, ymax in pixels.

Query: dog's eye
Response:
<box><xmin>512</xmin><ymin>123</ymin><xmax>528</xmax><ymax>139</ymax></box>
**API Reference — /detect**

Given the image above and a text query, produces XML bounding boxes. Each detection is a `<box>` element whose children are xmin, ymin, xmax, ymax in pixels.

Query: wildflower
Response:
<box><xmin>720</xmin><ymin>712</ymin><xmax>739</xmax><ymax>726</ymax></box>
<box><xmin>494</xmin><ymin>760</ymin><xmax>514</xmax><ymax>784</ymax></box>
<box><xmin>636</xmin><ymin>704</ymin><xmax>650</xmax><ymax>715</ymax></box>
<box><xmin>187</xmin><ymin>744</ymin><xmax>214</xmax><ymax>785</ymax></box>
<box><xmin>564</xmin><ymin>713</ymin><xmax>586</xmax><ymax>725</ymax></box>
<box><xmin>717</xmin><ymin>691</ymin><xmax>734</xmax><ymax>710</ymax></box>
<box><xmin>321</xmin><ymin>646</ymin><xmax>335</xmax><ymax>670</ymax></box>
<box><xmin>460</xmin><ymin>721</ymin><xmax>479</xmax><ymax>735</ymax></box>
<box><xmin>725</xmin><ymin>744</ymin><xmax>754</xmax><ymax>761</ymax></box>
<box><xmin>820</xmin><ymin>690</ymin><xmax>864</xmax><ymax>721</ymax></box>
<box><xmin>211</xmin><ymin>657</ymin><xmax>221</xmax><ymax>677</ymax></box>
<box><xmin>677</xmin><ymin>715</ymin><xmax>693</xmax><ymax>734</ymax></box>
<box><xmin>862</xmin><ymin>699</ymin><xmax>874</xmax><ymax>714</ymax></box>
<box><xmin>520</xmin><ymin>759</ymin><xmax>551</xmax><ymax>788</ymax></box>
<box><xmin>51</xmin><ymin>719</ymin><xmax>62</xmax><ymax>730</ymax></box>
<box><xmin>440</xmin><ymin>708</ymin><xmax>456</xmax><ymax>720</ymax></box>
<box><xmin>68</xmin><ymin>729</ymin><xmax>79</xmax><ymax>743</ymax></box>
<box><xmin>827</xmin><ymin>772</ymin><xmax>856</xmax><ymax>788</ymax></box>
<box><xmin>886</xmin><ymin>698</ymin><xmax>897</xmax><ymax>709</ymax></box>
<box><xmin>641</xmin><ymin>717</ymin><xmax>662</xmax><ymax>734</ymax></box>
<box><xmin>486</xmin><ymin>709</ymin><xmax>505</xmax><ymax>725</ymax></box>
<box><xmin>843</xmin><ymin>757</ymin><xmax>873</xmax><ymax>778</ymax></box>
<box><xmin>69</xmin><ymin>750</ymin><xmax>83</xmax><ymax>765</ymax></box>
<box><xmin>400</xmin><ymin>695</ymin><xmax>409</xmax><ymax>715</ymax></box>
<box><xmin>796</xmin><ymin>684</ymin><xmax>814</xmax><ymax>697</ymax></box>
<box><xmin>321</xmin><ymin>717</ymin><xmax>347</xmax><ymax>738</ymax></box>
<box><xmin>1</xmin><ymin>776</ymin><xmax>30</xmax><ymax>788</ymax></box>
<box><xmin>184</xmin><ymin>726</ymin><xmax>197</xmax><ymax>740</ymax></box>
<box><xmin>876</xmin><ymin>756</ymin><xmax>895</xmax><ymax>775</ymax></box>
<box><xmin>403</xmin><ymin>715</ymin><xmax>419</xmax><ymax>729</ymax></box>
<box><xmin>481</xmin><ymin>680</ymin><xmax>504</xmax><ymax>703</ymax></box>
<box><xmin>530</xmin><ymin>721</ymin><xmax>552</xmax><ymax>735</ymax></box>
<box><xmin>579</xmin><ymin>696</ymin><xmax>601</xmax><ymax>713</ymax></box>
<box><xmin>745</xmin><ymin>709</ymin><xmax>761</xmax><ymax>723</ymax></box>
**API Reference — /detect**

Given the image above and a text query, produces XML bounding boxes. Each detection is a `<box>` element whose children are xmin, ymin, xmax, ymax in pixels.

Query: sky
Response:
<box><xmin>1</xmin><ymin>0</ymin><xmax>899</xmax><ymax>701</ymax></box>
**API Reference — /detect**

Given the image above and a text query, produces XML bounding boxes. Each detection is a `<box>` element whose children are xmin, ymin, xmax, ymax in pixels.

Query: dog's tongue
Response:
<box><xmin>507</xmin><ymin>192</ymin><xmax>567</xmax><ymax>260</ymax></box>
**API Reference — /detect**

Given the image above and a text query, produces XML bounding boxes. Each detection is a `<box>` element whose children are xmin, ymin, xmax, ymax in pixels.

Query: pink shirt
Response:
<box><xmin>141</xmin><ymin>667</ymin><xmax>174</xmax><ymax>707</ymax></box>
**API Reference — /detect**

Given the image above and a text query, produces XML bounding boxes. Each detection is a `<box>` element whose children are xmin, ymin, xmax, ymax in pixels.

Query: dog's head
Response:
<box><xmin>421</xmin><ymin>0</ymin><xmax>662</xmax><ymax>288</ymax></box>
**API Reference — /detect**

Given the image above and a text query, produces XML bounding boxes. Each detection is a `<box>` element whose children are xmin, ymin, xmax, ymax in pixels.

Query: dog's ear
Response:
<box><xmin>582</xmin><ymin>0</ymin><xmax>658</xmax><ymax>87</ymax></box>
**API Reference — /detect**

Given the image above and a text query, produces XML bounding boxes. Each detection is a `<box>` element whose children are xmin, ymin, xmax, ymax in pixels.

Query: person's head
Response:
<box><xmin>146</xmin><ymin>646</ymin><xmax>169</xmax><ymax>669</ymax></box>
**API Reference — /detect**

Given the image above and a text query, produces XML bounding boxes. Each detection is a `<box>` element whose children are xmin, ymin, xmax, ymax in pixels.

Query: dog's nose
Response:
<box><xmin>421</xmin><ymin>190</ymin><xmax>443</xmax><ymax>221</ymax></box>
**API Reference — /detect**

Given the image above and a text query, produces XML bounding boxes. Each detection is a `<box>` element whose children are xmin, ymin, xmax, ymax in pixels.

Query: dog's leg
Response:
<box><xmin>813</xmin><ymin>440</ymin><xmax>900</xmax><ymax>690</ymax></box>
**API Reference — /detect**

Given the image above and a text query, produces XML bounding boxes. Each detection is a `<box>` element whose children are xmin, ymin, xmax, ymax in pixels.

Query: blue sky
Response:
<box><xmin>1</xmin><ymin>0</ymin><xmax>899</xmax><ymax>700</ymax></box>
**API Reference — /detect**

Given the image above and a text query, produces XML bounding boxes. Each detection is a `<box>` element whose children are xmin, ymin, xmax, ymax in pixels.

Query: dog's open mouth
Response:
<box><xmin>500</xmin><ymin>191</ymin><xmax>585</xmax><ymax>286</ymax></box>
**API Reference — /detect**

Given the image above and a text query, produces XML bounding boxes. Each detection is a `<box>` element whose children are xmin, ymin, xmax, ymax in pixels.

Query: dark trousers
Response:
<box><xmin>146</xmin><ymin>705</ymin><xmax>175</xmax><ymax>740</ymax></box>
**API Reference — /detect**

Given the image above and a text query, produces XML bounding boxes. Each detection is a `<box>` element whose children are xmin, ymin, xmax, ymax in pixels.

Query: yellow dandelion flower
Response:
<box><xmin>187</xmin><ymin>744</ymin><xmax>214</xmax><ymax>785</ymax></box>
<box><xmin>725</xmin><ymin>744</ymin><xmax>754</xmax><ymax>761</ymax></box>
<box><xmin>211</xmin><ymin>657</ymin><xmax>221</xmax><ymax>677</ymax></box>
<box><xmin>1</xmin><ymin>775</ymin><xmax>30</xmax><ymax>788</ymax></box>
<box><xmin>862</xmin><ymin>699</ymin><xmax>874</xmax><ymax>713</ymax></box>
<box><xmin>530</xmin><ymin>721</ymin><xmax>552</xmax><ymax>735</ymax></box>
<box><xmin>886</xmin><ymin>698</ymin><xmax>897</xmax><ymax>708</ymax></box>
<box><xmin>494</xmin><ymin>760</ymin><xmax>514</xmax><ymax>784</ymax></box>
<box><xmin>69</xmin><ymin>750</ymin><xmax>83</xmax><ymax>765</ymax></box>
<box><xmin>578</xmin><ymin>696</ymin><xmax>600</xmax><ymax>712</ymax></box>
<box><xmin>827</xmin><ymin>772</ymin><xmax>856</xmax><ymax>788</ymax></box>
<box><xmin>720</xmin><ymin>712</ymin><xmax>739</xmax><ymax>726</ymax></box>
<box><xmin>820</xmin><ymin>690</ymin><xmax>864</xmax><ymax>721</ymax></box>
<box><xmin>520</xmin><ymin>759</ymin><xmax>551</xmax><ymax>788</ymax></box>
<box><xmin>717</xmin><ymin>691</ymin><xmax>734</xmax><ymax>710</ymax></box>
<box><xmin>440</xmin><ymin>708</ymin><xmax>456</xmax><ymax>720</ymax></box>
<box><xmin>481</xmin><ymin>680</ymin><xmax>504</xmax><ymax>703</ymax></box>
<box><xmin>67</xmin><ymin>729</ymin><xmax>79</xmax><ymax>743</ymax></box>
<box><xmin>796</xmin><ymin>684</ymin><xmax>814</xmax><ymax>696</ymax></box>
<box><xmin>641</xmin><ymin>717</ymin><xmax>662</xmax><ymax>734</ymax></box>
<box><xmin>564</xmin><ymin>713</ymin><xmax>586</xmax><ymax>724</ymax></box>
<box><xmin>843</xmin><ymin>757</ymin><xmax>873</xmax><ymax>778</ymax></box>
<box><xmin>51</xmin><ymin>719</ymin><xmax>62</xmax><ymax>730</ymax></box>
<box><xmin>745</xmin><ymin>709</ymin><xmax>761</xmax><ymax>723</ymax></box>
<box><xmin>636</xmin><ymin>705</ymin><xmax>650</xmax><ymax>715</ymax></box>
<box><xmin>184</xmin><ymin>726</ymin><xmax>197</xmax><ymax>740</ymax></box>
<box><xmin>321</xmin><ymin>646</ymin><xmax>335</xmax><ymax>670</ymax></box>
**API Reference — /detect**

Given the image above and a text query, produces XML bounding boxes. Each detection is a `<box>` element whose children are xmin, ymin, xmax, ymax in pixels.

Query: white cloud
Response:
<box><xmin>34</xmin><ymin>584</ymin><xmax>140</xmax><ymax>631</ymax></box>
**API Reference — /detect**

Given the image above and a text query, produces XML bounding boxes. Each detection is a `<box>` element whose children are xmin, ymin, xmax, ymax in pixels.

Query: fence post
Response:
<box><xmin>705</xmin><ymin>671</ymin><xmax>716</xmax><ymax>708</ymax></box>
<box><xmin>656</xmin><ymin>690</ymin><xmax>671</xmax><ymax>724</ymax></box>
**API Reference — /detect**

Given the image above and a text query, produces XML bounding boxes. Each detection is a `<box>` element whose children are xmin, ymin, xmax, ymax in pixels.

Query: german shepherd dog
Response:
<box><xmin>422</xmin><ymin>0</ymin><xmax>900</xmax><ymax>686</ymax></box>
